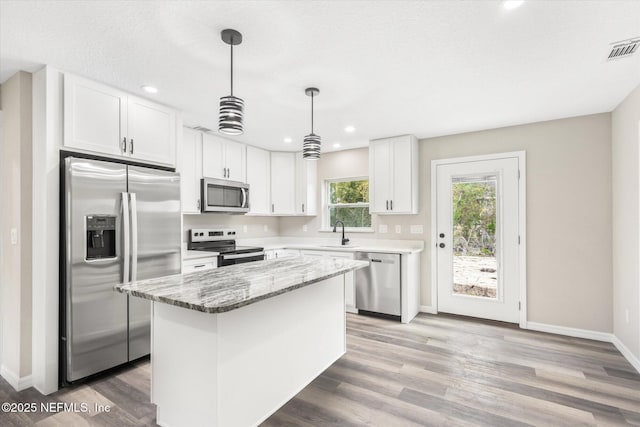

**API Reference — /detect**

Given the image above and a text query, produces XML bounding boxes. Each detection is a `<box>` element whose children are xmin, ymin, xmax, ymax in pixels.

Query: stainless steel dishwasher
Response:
<box><xmin>355</xmin><ymin>252</ymin><xmax>401</xmax><ymax>317</ymax></box>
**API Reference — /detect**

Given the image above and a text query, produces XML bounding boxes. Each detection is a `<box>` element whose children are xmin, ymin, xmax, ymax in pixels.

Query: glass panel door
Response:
<box><xmin>452</xmin><ymin>175</ymin><xmax>498</xmax><ymax>299</ymax></box>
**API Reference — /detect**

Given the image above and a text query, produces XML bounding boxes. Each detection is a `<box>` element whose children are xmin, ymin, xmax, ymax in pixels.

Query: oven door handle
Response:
<box><xmin>221</xmin><ymin>252</ymin><xmax>265</xmax><ymax>260</ymax></box>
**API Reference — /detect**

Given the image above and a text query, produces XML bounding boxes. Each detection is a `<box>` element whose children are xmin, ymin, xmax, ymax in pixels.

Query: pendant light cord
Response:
<box><xmin>311</xmin><ymin>92</ymin><xmax>314</xmax><ymax>133</ymax></box>
<box><xmin>230</xmin><ymin>39</ymin><xmax>234</xmax><ymax>96</ymax></box>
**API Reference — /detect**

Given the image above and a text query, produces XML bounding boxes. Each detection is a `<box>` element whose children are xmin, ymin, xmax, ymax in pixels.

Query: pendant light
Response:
<box><xmin>303</xmin><ymin>87</ymin><xmax>321</xmax><ymax>160</ymax></box>
<box><xmin>219</xmin><ymin>29</ymin><xmax>244</xmax><ymax>135</ymax></box>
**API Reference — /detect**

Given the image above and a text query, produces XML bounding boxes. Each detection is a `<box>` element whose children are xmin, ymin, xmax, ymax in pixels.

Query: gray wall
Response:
<box><xmin>280</xmin><ymin>113</ymin><xmax>613</xmax><ymax>333</ymax></box>
<box><xmin>612</xmin><ymin>83</ymin><xmax>640</xmax><ymax>360</ymax></box>
<box><xmin>0</xmin><ymin>71</ymin><xmax>33</xmax><ymax>378</ymax></box>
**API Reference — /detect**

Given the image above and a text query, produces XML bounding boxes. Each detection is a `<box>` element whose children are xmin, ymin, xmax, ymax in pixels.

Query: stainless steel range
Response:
<box><xmin>188</xmin><ymin>229</ymin><xmax>265</xmax><ymax>266</ymax></box>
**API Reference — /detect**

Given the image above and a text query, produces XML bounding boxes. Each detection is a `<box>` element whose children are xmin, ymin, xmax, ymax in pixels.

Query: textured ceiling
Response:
<box><xmin>1</xmin><ymin>0</ymin><xmax>639</xmax><ymax>153</ymax></box>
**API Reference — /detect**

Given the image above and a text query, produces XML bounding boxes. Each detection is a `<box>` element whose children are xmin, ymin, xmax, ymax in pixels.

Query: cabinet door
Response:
<box><xmin>127</xmin><ymin>96</ymin><xmax>176</xmax><ymax>166</ymax></box>
<box><xmin>270</xmin><ymin>153</ymin><xmax>296</xmax><ymax>214</ymax></box>
<box><xmin>246</xmin><ymin>146</ymin><xmax>271</xmax><ymax>214</ymax></box>
<box><xmin>224</xmin><ymin>141</ymin><xmax>246</xmax><ymax>182</ymax></box>
<box><xmin>390</xmin><ymin>137</ymin><xmax>413</xmax><ymax>213</ymax></box>
<box><xmin>202</xmin><ymin>134</ymin><xmax>225</xmax><ymax>179</ymax></box>
<box><xmin>295</xmin><ymin>152</ymin><xmax>317</xmax><ymax>215</ymax></box>
<box><xmin>64</xmin><ymin>74</ymin><xmax>126</xmax><ymax>156</ymax></box>
<box><xmin>370</xmin><ymin>140</ymin><xmax>391</xmax><ymax>213</ymax></box>
<box><xmin>181</xmin><ymin>128</ymin><xmax>202</xmax><ymax>213</ymax></box>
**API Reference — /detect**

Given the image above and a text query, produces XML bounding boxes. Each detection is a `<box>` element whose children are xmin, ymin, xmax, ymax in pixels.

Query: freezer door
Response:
<box><xmin>65</xmin><ymin>158</ymin><xmax>128</xmax><ymax>382</ymax></box>
<box><xmin>127</xmin><ymin>165</ymin><xmax>181</xmax><ymax>360</ymax></box>
<box><xmin>355</xmin><ymin>252</ymin><xmax>401</xmax><ymax>316</ymax></box>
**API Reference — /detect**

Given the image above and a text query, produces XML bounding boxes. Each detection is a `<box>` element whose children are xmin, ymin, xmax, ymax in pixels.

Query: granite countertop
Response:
<box><xmin>116</xmin><ymin>257</ymin><xmax>368</xmax><ymax>313</ymax></box>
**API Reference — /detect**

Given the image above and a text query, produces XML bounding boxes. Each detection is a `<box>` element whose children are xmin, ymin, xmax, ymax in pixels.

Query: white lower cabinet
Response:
<box><xmin>299</xmin><ymin>250</ymin><xmax>357</xmax><ymax>313</ymax></box>
<box><xmin>265</xmin><ymin>249</ymin><xmax>300</xmax><ymax>260</ymax></box>
<box><xmin>182</xmin><ymin>256</ymin><xmax>217</xmax><ymax>274</ymax></box>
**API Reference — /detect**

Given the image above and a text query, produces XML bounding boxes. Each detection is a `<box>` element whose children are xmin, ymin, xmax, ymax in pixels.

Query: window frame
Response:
<box><xmin>322</xmin><ymin>176</ymin><xmax>374</xmax><ymax>232</ymax></box>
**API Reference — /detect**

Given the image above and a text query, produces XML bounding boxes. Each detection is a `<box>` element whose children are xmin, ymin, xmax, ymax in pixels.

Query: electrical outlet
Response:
<box><xmin>395</xmin><ymin>225</ymin><xmax>402</xmax><ymax>234</ymax></box>
<box><xmin>302</xmin><ymin>225</ymin><xmax>308</xmax><ymax>232</ymax></box>
<box><xmin>378</xmin><ymin>224</ymin><xmax>388</xmax><ymax>234</ymax></box>
<box><xmin>625</xmin><ymin>308</ymin><xmax>630</xmax><ymax>324</ymax></box>
<box><xmin>410</xmin><ymin>225</ymin><xmax>424</xmax><ymax>234</ymax></box>
<box><xmin>263</xmin><ymin>225</ymin><xmax>269</xmax><ymax>233</ymax></box>
<box><xmin>243</xmin><ymin>225</ymin><xmax>248</xmax><ymax>233</ymax></box>
<box><xmin>10</xmin><ymin>228</ymin><xmax>17</xmax><ymax>245</ymax></box>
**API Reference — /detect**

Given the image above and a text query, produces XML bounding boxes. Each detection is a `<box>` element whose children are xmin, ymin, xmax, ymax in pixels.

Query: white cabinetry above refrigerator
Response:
<box><xmin>63</xmin><ymin>73</ymin><xmax>177</xmax><ymax>167</ymax></box>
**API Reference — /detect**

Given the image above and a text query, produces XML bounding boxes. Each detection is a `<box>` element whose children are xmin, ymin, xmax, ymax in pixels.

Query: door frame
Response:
<box><xmin>431</xmin><ymin>151</ymin><xmax>527</xmax><ymax>327</ymax></box>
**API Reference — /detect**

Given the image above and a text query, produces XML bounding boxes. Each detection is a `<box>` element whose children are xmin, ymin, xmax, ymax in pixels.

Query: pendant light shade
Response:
<box><xmin>303</xmin><ymin>87</ymin><xmax>321</xmax><ymax>160</ymax></box>
<box><xmin>219</xmin><ymin>29</ymin><xmax>244</xmax><ymax>135</ymax></box>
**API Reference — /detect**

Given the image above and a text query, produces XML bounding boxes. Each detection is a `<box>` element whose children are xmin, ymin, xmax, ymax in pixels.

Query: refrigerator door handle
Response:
<box><xmin>130</xmin><ymin>193</ymin><xmax>138</xmax><ymax>282</ymax></box>
<box><xmin>122</xmin><ymin>192</ymin><xmax>130</xmax><ymax>283</ymax></box>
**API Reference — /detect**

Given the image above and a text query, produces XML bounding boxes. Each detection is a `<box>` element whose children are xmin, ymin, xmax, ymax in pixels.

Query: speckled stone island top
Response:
<box><xmin>115</xmin><ymin>257</ymin><xmax>369</xmax><ymax>313</ymax></box>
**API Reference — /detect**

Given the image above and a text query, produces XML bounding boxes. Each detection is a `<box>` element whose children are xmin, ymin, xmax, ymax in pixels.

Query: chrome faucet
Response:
<box><xmin>332</xmin><ymin>221</ymin><xmax>350</xmax><ymax>246</ymax></box>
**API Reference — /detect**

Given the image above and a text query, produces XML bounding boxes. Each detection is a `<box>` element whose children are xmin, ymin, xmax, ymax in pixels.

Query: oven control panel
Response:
<box><xmin>190</xmin><ymin>228</ymin><xmax>237</xmax><ymax>243</ymax></box>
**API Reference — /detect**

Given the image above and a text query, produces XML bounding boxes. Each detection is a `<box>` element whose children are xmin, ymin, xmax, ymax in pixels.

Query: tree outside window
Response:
<box><xmin>326</xmin><ymin>178</ymin><xmax>371</xmax><ymax>228</ymax></box>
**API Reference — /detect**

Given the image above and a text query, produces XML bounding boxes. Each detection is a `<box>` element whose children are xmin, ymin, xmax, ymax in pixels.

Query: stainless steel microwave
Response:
<box><xmin>201</xmin><ymin>178</ymin><xmax>250</xmax><ymax>213</ymax></box>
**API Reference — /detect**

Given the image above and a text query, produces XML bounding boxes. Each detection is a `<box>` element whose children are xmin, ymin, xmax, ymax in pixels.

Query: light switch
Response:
<box><xmin>10</xmin><ymin>227</ymin><xmax>17</xmax><ymax>245</ymax></box>
<box><xmin>378</xmin><ymin>224</ymin><xmax>388</xmax><ymax>234</ymax></box>
<box><xmin>243</xmin><ymin>225</ymin><xmax>248</xmax><ymax>233</ymax></box>
<box><xmin>410</xmin><ymin>225</ymin><xmax>424</xmax><ymax>234</ymax></box>
<box><xmin>395</xmin><ymin>225</ymin><xmax>402</xmax><ymax>234</ymax></box>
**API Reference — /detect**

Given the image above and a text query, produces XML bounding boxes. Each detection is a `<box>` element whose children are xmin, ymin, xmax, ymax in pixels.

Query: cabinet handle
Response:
<box><xmin>386</xmin><ymin>200</ymin><xmax>389</xmax><ymax>210</ymax></box>
<box><xmin>194</xmin><ymin>264</ymin><xmax>206</xmax><ymax>269</ymax></box>
<box><xmin>390</xmin><ymin>200</ymin><xmax>393</xmax><ymax>210</ymax></box>
<box><xmin>197</xmin><ymin>199</ymin><xmax>201</xmax><ymax>211</ymax></box>
<box><xmin>228</xmin><ymin>168</ymin><xmax>230</xmax><ymax>178</ymax></box>
<box><xmin>130</xmin><ymin>139</ymin><xmax>134</xmax><ymax>154</ymax></box>
<box><xmin>302</xmin><ymin>203</ymin><xmax>305</xmax><ymax>213</ymax></box>
<box><xmin>122</xmin><ymin>137</ymin><xmax>127</xmax><ymax>153</ymax></box>
<box><xmin>272</xmin><ymin>204</ymin><xmax>275</xmax><ymax>213</ymax></box>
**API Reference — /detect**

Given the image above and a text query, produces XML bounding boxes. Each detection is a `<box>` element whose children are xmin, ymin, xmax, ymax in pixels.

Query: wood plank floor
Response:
<box><xmin>1</xmin><ymin>313</ymin><xmax>639</xmax><ymax>426</ymax></box>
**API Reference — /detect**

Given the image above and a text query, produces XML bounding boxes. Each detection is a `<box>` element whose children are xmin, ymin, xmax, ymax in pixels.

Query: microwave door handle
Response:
<box><xmin>130</xmin><ymin>193</ymin><xmax>138</xmax><ymax>281</ymax></box>
<box><xmin>121</xmin><ymin>193</ymin><xmax>130</xmax><ymax>283</ymax></box>
<box><xmin>241</xmin><ymin>188</ymin><xmax>247</xmax><ymax>208</ymax></box>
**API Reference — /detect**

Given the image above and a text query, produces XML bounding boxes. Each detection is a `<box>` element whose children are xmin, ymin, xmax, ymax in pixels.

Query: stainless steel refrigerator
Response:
<box><xmin>61</xmin><ymin>157</ymin><xmax>181</xmax><ymax>384</ymax></box>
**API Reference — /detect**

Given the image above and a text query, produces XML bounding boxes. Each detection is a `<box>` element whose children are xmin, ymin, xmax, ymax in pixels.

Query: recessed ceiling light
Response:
<box><xmin>141</xmin><ymin>85</ymin><xmax>158</xmax><ymax>94</ymax></box>
<box><xmin>284</xmin><ymin>137</ymin><xmax>292</xmax><ymax>143</ymax></box>
<box><xmin>345</xmin><ymin>126</ymin><xmax>355</xmax><ymax>133</ymax></box>
<box><xmin>333</xmin><ymin>143</ymin><xmax>341</xmax><ymax>148</ymax></box>
<box><xmin>503</xmin><ymin>0</ymin><xmax>524</xmax><ymax>10</ymax></box>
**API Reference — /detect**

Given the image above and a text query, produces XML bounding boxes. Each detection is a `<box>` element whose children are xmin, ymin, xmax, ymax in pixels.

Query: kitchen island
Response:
<box><xmin>116</xmin><ymin>257</ymin><xmax>367</xmax><ymax>427</ymax></box>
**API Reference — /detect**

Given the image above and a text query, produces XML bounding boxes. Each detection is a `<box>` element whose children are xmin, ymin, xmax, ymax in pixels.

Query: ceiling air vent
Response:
<box><xmin>607</xmin><ymin>38</ymin><xmax>639</xmax><ymax>60</ymax></box>
<box><xmin>192</xmin><ymin>126</ymin><xmax>212</xmax><ymax>132</ymax></box>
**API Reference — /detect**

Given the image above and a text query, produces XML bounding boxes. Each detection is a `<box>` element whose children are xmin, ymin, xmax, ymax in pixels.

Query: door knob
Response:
<box><xmin>439</xmin><ymin>243</ymin><xmax>445</xmax><ymax>248</ymax></box>
<box><xmin>439</xmin><ymin>233</ymin><xmax>445</xmax><ymax>238</ymax></box>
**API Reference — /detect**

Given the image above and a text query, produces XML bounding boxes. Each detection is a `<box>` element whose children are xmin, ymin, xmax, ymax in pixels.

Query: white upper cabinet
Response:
<box><xmin>64</xmin><ymin>74</ymin><xmax>126</xmax><ymax>157</ymax></box>
<box><xmin>63</xmin><ymin>73</ymin><xmax>177</xmax><ymax>166</ymax></box>
<box><xmin>127</xmin><ymin>96</ymin><xmax>176</xmax><ymax>165</ymax></box>
<box><xmin>270</xmin><ymin>152</ymin><xmax>296</xmax><ymax>215</ymax></box>
<box><xmin>180</xmin><ymin>128</ymin><xmax>203</xmax><ymax>214</ymax></box>
<box><xmin>369</xmin><ymin>135</ymin><xmax>419</xmax><ymax>214</ymax></box>
<box><xmin>294</xmin><ymin>152</ymin><xmax>317</xmax><ymax>215</ymax></box>
<box><xmin>246</xmin><ymin>146</ymin><xmax>271</xmax><ymax>215</ymax></box>
<box><xmin>202</xmin><ymin>133</ymin><xmax>246</xmax><ymax>182</ymax></box>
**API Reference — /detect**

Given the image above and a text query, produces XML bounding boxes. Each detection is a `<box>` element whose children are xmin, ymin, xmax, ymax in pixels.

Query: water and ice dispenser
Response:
<box><xmin>86</xmin><ymin>215</ymin><xmax>116</xmax><ymax>260</ymax></box>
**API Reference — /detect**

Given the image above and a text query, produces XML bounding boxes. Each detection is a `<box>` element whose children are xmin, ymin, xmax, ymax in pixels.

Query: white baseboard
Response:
<box><xmin>611</xmin><ymin>335</ymin><xmax>640</xmax><ymax>374</ymax></box>
<box><xmin>526</xmin><ymin>322</ymin><xmax>640</xmax><ymax>374</ymax></box>
<box><xmin>419</xmin><ymin>305</ymin><xmax>437</xmax><ymax>314</ymax></box>
<box><xmin>525</xmin><ymin>321</ymin><xmax>612</xmax><ymax>342</ymax></box>
<box><xmin>1</xmin><ymin>364</ymin><xmax>33</xmax><ymax>391</ymax></box>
